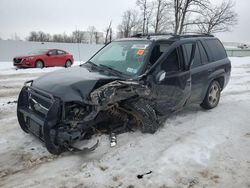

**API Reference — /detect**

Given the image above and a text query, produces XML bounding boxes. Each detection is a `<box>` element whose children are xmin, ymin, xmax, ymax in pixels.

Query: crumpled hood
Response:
<box><xmin>32</xmin><ymin>66</ymin><xmax>117</xmax><ymax>102</ymax></box>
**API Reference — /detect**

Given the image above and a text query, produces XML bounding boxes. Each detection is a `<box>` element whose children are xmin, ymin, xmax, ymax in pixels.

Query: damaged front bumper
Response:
<box><xmin>17</xmin><ymin>81</ymin><xmax>98</xmax><ymax>154</ymax></box>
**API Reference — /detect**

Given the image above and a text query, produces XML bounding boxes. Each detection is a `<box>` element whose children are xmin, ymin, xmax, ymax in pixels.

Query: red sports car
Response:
<box><xmin>13</xmin><ymin>49</ymin><xmax>74</xmax><ymax>68</ymax></box>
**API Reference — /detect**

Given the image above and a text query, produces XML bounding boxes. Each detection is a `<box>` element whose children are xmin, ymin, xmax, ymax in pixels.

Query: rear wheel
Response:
<box><xmin>35</xmin><ymin>60</ymin><xmax>44</xmax><ymax>68</ymax></box>
<box><xmin>65</xmin><ymin>60</ymin><xmax>72</xmax><ymax>68</ymax></box>
<box><xmin>200</xmin><ymin>80</ymin><xmax>221</xmax><ymax>109</ymax></box>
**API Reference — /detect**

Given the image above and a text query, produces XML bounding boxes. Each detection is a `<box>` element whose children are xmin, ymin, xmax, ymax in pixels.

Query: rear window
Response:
<box><xmin>205</xmin><ymin>39</ymin><xmax>227</xmax><ymax>61</ymax></box>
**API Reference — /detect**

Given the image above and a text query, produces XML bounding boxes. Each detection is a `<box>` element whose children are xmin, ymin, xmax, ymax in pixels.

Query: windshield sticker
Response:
<box><xmin>131</xmin><ymin>44</ymin><xmax>149</xmax><ymax>49</ymax></box>
<box><xmin>136</xmin><ymin>49</ymin><xmax>145</xmax><ymax>56</ymax></box>
<box><xmin>126</xmin><ymin>67</ymin><xmax>137</xmax><ymax>74</ymax></box>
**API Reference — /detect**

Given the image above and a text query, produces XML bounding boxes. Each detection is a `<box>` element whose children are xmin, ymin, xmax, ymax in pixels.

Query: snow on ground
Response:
<box><xmin>0</xmin><ymin>57</ymin><xmax>250</xmax><ymax>188</ymax></box>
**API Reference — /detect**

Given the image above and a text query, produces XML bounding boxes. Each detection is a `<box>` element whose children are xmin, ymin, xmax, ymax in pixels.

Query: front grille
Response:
<box><xmin>29</xmin><ymin>94</ymin><xmax>50</xmax><ymax>117</ymax></box>
<box><xmin>13</xmin><ymin>58</ymin><xmax>22</xmax><ymax>64</ymax></box>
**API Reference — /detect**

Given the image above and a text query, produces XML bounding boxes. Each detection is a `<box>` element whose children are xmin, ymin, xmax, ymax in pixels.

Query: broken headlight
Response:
<box><xmin>64</xmin><ymin>103</ymin><xmax>92</xmax><ymax>121</ymax></box>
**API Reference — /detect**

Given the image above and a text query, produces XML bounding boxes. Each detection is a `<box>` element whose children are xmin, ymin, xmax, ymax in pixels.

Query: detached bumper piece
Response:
<box><xmin>17</xmin><ymin>85</ymin><xmax>98</xmax><ymax>155</ymax></box>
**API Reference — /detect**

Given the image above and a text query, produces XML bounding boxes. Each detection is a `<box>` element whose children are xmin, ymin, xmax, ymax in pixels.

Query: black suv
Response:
<box><xmin>17</xmin><ymin>34</ymin><xmax>231</xmax><ymax>154</ymax></box>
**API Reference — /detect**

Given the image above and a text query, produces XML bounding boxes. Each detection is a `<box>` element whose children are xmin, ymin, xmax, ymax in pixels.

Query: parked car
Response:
<box><xmin>17</xmin><ymin>34</ymin><xmax>231</xmax><ymax>154</ymax></box>
<box><xmin>13</xmin><ymin>49</ymin><xmax>74</xmax><ymax>68</ymax></box>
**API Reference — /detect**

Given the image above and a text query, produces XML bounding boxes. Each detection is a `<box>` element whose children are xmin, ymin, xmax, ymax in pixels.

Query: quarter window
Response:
<box><xmin>205</xmin><ymin>39</ymin><xmax>227</xmax><ymax>61</ymax></box>
<box><xmin>198</xmin><ymin>41</ymin><xmax>209</xmax><ymax>63</ymax></box>
<box><xmin>192</xmin><ymin>45</ymin><xmax>201</xmax><ymax>68</ymax></box>
<box><xmin>57</xmin><ymin>50</ymin><xmax>66</xmax><ymax>55</ymax></box>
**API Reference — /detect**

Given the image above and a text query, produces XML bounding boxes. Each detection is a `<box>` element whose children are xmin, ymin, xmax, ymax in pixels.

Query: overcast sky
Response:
<box><xmin>0</xmin><ymin>0</ymin><xmax>249</xmax><ymax>43</ymax></box>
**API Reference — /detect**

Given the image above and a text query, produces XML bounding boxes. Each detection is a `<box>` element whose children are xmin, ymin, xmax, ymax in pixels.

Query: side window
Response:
<box><xmin>205</xmin><ymin>39</ymin><xmax>227</xmax><ymax>61</ymax></box>
<box><xmin>182</xmin><ymin>43</ymin><xmax>195</xmax><ymax>69</ymax></box>
<box><xmin>161</xmin><ymin>49</ymin><xmax>180</xmax><ymax>72</ymax></box>
<box><xmin>150</xmin><ymin>42</ymin><xmax>172</xmax><ymax>65</ymax></box>
<box><xmin>57</xmin><ymin>50</ymin><xmax>65</xmax><ymax>55</ymax></box>
<box><xmin>191</xmin><ymin>44</ymin><xmax>201</xmax><ymax>68</ymax></box>
<box><xmin>198</xmin><ymin>41</ymin><xmax>209</xmax><ymax>63</ymax></box>
<box><xmin>48</xmin><ymin>50</ymin><xmax>57</xmax><ymax>55</ymax></box>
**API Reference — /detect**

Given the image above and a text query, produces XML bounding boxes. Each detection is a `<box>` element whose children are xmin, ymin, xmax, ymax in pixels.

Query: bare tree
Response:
<box><xmin>109</xmin><ymin>28</ymin><xmax>113</xmax><ymax>42</ymax></box>
<box><xmin>93</xmin><ymin>31</ymin><xmax>103</xmax><ymax>44</ymax></box>
<box><xmin>136</xmin><ymin>0</ymin><xmax>154</xmax><ymax>34</ymax></box>
<box><xmin>37</xmin><ymin>31</ymin><xmax>51</xmax><ymax>42</ymax></box>
<box><xmin>196</xmin><ymin>0</ymin><xmax>238</xmax><ymax>34</ymax></box>
<box><xmin>52</xmin><ymin>34</ymin><xmax>64</xmax><ymax>42</ymax></box>
<box><xmin>87</xmin><ymin>26</ymin><xmax>97</xmax><ymax>44</ymax></box>
<box><xmin>94</xmin><ymin>32</ymin><xmax>99</xmax><ymax>44</ymax></box>
<box><xmin>151</xmin><ymin>0</ymin><xmax>171</xmax><ymax>33</ymax></box>
<box><xmin>62</xmin><ymin>33</ymin><xmax>74</xmax><ymax>43</ymax></box>
<box><xmin>104</xmin><ymin>21</ymin><xmax>112</xmax><ymax>44</ymax></box>
<box><xmin>173</xmin><ymin>0</ymin><xmax>209</xmax><ymax>34</ymax></box>
<box><xmin>118</xmin><ymin>9</ymin><xmax>139</xmax><ymax>38</ymax></box>
<box><xmin>27</xmin><ymin>31</ymin><xmax>51</xmax><ymax>42</ymax></box>
<box><xmin>27</xmin><ymin>31</ymin><xmax>39</xmax><ymax>41</ymax></box>
<box><xmin>72</xmin><ymin>30</ymin><xmax>85</xmax><ymax>43</ymax></box>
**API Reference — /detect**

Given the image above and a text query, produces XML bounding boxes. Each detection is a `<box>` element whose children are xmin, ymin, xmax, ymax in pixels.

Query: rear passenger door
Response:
<box><xmin>184</xmin><ymin>41</ymin><xmax>210</xmax><ymax>104</ymax></box>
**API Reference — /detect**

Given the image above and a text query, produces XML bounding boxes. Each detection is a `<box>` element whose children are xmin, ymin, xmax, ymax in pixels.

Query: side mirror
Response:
<box><xmin>155</xmin><ymin>71</ymin><xmax>166</xmax><ymax>83</ymax></box>
<box><xmin>47</xmin><ymin>53</ymin><xmax>50</xmax><ymax>56</ymax></box>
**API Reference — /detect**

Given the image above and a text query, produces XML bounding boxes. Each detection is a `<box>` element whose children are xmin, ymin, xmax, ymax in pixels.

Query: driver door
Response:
<box><xmin>150</xmin><ymin>46</ymin><xmax>191</xmax><ymax>114</ymax></box>
<box><xmin>46</xmin><ymin>49</ymin><xmax>59</xmax><ymax>66</ymax></box>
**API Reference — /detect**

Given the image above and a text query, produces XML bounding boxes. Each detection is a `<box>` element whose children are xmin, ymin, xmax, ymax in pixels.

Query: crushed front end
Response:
<box><xmin>17</xmin><ymin>79</ymin><xmax>162</xmax><ymax>155</ymax></box>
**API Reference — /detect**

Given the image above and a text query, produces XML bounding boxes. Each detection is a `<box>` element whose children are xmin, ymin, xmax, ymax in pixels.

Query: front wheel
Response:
<box><xmin>65</xmin><ymin>60</ymin><xmax>72</xmax><ymax>68</ymax></box>
<box><xmin>35</xmin><ymin>60</ymin><xmax>44</xmax><ymax>68</ymax></box>
<box><xmin>200</xmin><ymin>80</ymin><xmax>221</xmax><ymax>110</ymax></box>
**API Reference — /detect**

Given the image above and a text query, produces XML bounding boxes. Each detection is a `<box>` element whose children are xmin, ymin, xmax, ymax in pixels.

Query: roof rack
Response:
<box><xmin>178</xmin><ymin>32</ymin><xmax>214</xmax><ymax>38</ymax></box>
<box><xmin>131</xmin><ymin>33</ymin><xmax>177</xmax><ymax>39</ymax></box>
<box><xmin>131</xmin><ymin>32</ymin><xmax>214</xmax><ymax>39</ymax></box>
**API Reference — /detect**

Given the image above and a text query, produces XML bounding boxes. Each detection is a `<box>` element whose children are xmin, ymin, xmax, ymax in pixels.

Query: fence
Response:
<box><xmin>226</xmin><ymin>48</ymin><xmax>250</xmax><ymax>57</ymax></box>
<box><xmin>0</xmin><ymin>40</ymin><xmax>250</xmax><ymax>62</ymax></box>
<box><xmin>0</xmin><ymin>40</ymin><xmax>103</xmax><ymax>62</ymax></box>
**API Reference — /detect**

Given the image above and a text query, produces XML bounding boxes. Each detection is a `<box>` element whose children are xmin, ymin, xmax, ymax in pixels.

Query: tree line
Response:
<box><xmin>27</xmin><ymin>26</ymin><xmax>106</xmax><ymax>44</ymax></box>
<box><xmin>26</xmin><ymin>0</ymin><xmax>237</xmax><ymax>43</ymax></box>
<box><xmin>118</xmin><ymin>0</ymin><xmax>237</xmax><ymax>37</ymax></box>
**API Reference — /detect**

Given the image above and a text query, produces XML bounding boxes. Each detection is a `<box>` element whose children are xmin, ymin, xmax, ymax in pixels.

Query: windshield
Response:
<box><xmin>89</xmin><ymin>40</ymin><xmax>152</xmax><ymax>76</ymax></box>
<box><xmin>28</xmin><ymin>49</ymin><xmax>48</xmax><ymax>55</ymax></box>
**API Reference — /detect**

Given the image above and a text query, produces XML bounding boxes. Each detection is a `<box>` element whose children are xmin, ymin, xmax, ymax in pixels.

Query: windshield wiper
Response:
<box><xmin>84</xmin><ymin>61</ymin><xmax>125</xmax><ymax>76</ymax></box>
<box><xmin>83</xmin><ymin>61</ymin><xmax>97</xmax><ymax>67</ymax></box>
<box><xmin>98</xmin><ymin>64</ymin><xmax>124</xmax><ymax>76</ymax></box>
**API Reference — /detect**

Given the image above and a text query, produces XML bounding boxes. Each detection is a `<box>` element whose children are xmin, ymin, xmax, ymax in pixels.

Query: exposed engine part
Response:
<box><xmin>107</xmin><ymin>104</ymin><xmax>128</xmax><ymax>122</ymax></box>
<box><xmin>64</xmin><ymin>103</ymin><xmax>91</xmax><ymax>122</ymax></box>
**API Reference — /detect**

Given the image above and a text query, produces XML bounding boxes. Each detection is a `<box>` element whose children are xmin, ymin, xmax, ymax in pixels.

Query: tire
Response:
<box><xmin>35</xmin><ymin>60</ymin><xmax>44</xmax><ymax>68</ymax></box>
<box><xmin>129</xmin><ymin>100</ymin><xmax>159</xmax><ymax>134</ymax></box>
<box><xmin>65</xmin><ymin>60</ymin><xmax>72</xmax><ymax>68</ymax></box>
<box><xmin>43</xmin><ymin>125</ymin><xmax>66</xmax><ymax>155</ymax></box>
<box><xmin>200</xmin><ymin>80</ymin><xmax>221</xmax><ymax>110</ymax></box>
